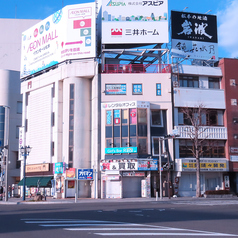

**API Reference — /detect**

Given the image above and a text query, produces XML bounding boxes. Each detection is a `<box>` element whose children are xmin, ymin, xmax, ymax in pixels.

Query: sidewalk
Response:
<box><xmin>1</xmin><ymin>195</ymin><xmax>238</xmax><ymax>205</ymax></box>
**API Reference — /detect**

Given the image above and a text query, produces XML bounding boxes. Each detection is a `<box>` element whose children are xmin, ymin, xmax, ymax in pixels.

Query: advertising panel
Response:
<box><xmin>78</xmin><ymin>169</ymin><xmax>94</xmax><ymax>180</ymax></box>
<box><xmin>105</xmin><ymin>84</ymin><xmax>126</xmax><ymax>95</ymax></box>
<box><xmin>138</xmin><ymin>159</ymin><xmax>158</xmax><ymax>171</ymax></box>
<box><xmin>182</xmin><ymin>159</ymin><xmax>228</xmax><ymax>171</ymax></box>
<box><xmin>54</xmin><ymin>162</ymin><xmax>64</xmax><ymax>174</ymax></box>
<box><xmin>105</xmin><ymin>147</ymin><xmax>137</xmax><ymax>154</ymax></box>
<box><xmin>100</xmin><ymin>160</ymin><xmax>138</xmax><ymax>171</ymax></box>
<box><xmin>20</xmin><ymin>3</ymin><xmax>96</xmax><ymax>78</ymax></box>
<box><xmin>171</xmin><ymin>11</ymin><xmax>218</xmax><ymax>60</ymax></box>
<box><xmin>101</xmin><ymin>101</ymin><xmax>150</xmax><ymax>109</ymax></box>
<box><xmin>102</xmin><ymin>0</ymin><xmax>168</xmax><ymax>44</ymax></box>
<box><xmin>66</xmin><ymin>168</ymin><xmax>76</xmax><ymax>178</ymax></box>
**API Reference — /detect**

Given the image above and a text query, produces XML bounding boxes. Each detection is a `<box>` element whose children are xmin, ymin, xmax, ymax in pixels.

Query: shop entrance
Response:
<box><xmin>122</xmin><ymin>177</ymin><xmax>142</xmax><ymax>198</ymax></box>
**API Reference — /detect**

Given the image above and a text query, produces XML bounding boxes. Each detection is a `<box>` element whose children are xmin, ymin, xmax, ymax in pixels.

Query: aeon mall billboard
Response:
<box><xmin>20</xmin><ymin>2</ymin><xmax>96</xmax><ymax>79</ymax></box>
<box><xmin>101</xmin><ymin>0</ymin><xmax>168</xmax><ymax>44</ymax></box>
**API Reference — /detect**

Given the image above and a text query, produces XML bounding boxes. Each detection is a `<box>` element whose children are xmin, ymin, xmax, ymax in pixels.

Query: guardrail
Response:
<box><xmin>174</xmin><ymin>126</ymin><xmax>227</xmax><ymax>140</ymax></box>
<box><xmin>102</xmin><ymin>64</ymin><xmax>171</xmax><ymax>74</ymax></box>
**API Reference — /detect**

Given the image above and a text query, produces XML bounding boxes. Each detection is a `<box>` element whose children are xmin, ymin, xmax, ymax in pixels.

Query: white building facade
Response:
<box><xmin>172</xmin><ymin>64</ymin><xmax>228</xmax><ymax>197</ymax></box>
<box><xmin>0</xmin><ymin>19</ymin><xmax>40</xmax><ymax>196</ymax></box>
<box><xmin>20</xmin><ymin>59</ymin><xmax>100</xmax><ymax>198</ymax></box>
<box><xmin>100</xmin><ymin>64</ymin><xmax>174</xmax><ymax>198</ymax></box>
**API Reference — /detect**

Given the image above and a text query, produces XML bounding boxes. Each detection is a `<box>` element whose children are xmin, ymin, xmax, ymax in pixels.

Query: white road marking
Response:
<box><xmin>94</xmin><ymin>232</ymin><xmax>237</xmax><ymax>236</ymax></box>
<box><xmin>21</xmin><ymin>218</ymin><xmax>238</xmax><ymax>237</ymax></box>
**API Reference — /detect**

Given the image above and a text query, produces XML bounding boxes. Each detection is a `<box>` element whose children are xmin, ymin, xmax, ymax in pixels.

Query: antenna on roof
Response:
<box><xmin>205</xmin><ymin>10</ymin><xmax>212</xmax><ymax>14</ymax></box>
<box><xmin>182</xmin><ymin>7</ymin><xmax>188</xmax><ymax>12</ymax></box>
<box><xmin>62</xmin><ymin>0</ymin><xmax>64</xmax><ymax>8</ymax></box>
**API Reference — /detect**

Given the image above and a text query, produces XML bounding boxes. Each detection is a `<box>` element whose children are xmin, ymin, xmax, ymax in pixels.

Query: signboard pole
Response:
<box><xmin>159</xmin><ymin>137</ymin><xmax>162</xmax><ymax>200</ymax></box>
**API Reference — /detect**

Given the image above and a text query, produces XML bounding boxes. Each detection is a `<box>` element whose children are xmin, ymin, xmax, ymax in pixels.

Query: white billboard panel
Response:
<box><xmin>20</xmin><ymin>3</ymin><xmax>96</xmax><ymax>78</ymax></box>
<box><xmin>171</xmin><ymin>39</ymin><xmax>218</xmax><ymax>60</ymax></box>
<box><xmin>102</xmin><ymin>0</ymin><xmax>168</xmax><ymax>44</ymax></box>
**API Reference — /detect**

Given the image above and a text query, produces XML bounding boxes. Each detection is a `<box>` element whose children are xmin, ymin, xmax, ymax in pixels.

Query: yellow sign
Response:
<box><xmin>182</xmin><ymin>162</ymin><xmax>226</xmax><ymax>170</ymax></box>
<box><xmin>26</xmin><ymin>163</ymin><xmax>50</xmax><ymax>173</ymax></box>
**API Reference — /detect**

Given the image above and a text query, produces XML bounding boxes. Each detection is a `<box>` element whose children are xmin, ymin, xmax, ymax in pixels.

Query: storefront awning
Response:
<box><xmin>18</xmin><ymin>176</ymin><xmax>53</xmax><ymax>187</ymax></box>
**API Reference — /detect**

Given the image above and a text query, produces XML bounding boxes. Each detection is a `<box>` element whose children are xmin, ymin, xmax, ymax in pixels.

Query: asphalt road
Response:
<box><xmin>1</xmin><ymin>199</ymin><xmax>238</xmax><ymax>238</ymax></box>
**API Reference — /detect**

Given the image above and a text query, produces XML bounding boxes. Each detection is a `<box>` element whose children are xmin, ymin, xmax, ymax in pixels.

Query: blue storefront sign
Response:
<box><xmin>78</xmin><ymin>169</ymin><xmax>93</xmax><ymax>180</ymax></box>
<box><xmin>105</xmin><ymin>147</ymin><xmax>137</xmax><ymax>154</ymax></box>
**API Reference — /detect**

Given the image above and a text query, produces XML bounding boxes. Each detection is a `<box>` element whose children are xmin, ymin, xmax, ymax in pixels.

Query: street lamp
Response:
<box><xmin>158</xmin><ymin>131</ymin><xmax>180</xmax><ymax>200</ymax></box>
<box><xmin>20</xmin><ymin>145</ymin><xmax>31</xmax><ymax>201</ymax></box>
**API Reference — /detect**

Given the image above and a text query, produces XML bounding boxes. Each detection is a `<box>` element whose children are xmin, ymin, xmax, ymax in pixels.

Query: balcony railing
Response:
<box><xmin>174</xmin><ymin>126</ymin><xmax>227</xmax><ymax>140</ymax></box>
<box><xmin>102</xmin><ymin>64</ymin><xmax>171</xmax><ymax>74</ymax></box>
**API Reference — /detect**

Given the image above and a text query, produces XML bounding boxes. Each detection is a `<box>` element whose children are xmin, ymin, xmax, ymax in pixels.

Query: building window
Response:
<box><xmin>132</xmin><ymin>84</ymin><xmax>142</xmax><ymax>95</ymax></box>
<box><xmin>25</xmin><ymin>119</ymin><xmax>28</xmax><ymax>132</ymax></box>
<box><xmin>231</xmin><ymin>99</ymin><xmax>237</xmax><ymax>106</ymax></box>
<box><xmin>52</xmin><ymin>112</ymin><xmax>55</xmax><ymax>127</ymax></box>
<box><xmin>16</xmin><ymin>126</ymin><xmax>21</xmax><ymax>139</ymax></box>
<box><xmin>151</xmin><ymin>110</ymin><xmax>162</xmax><ymax>126</ymax></box>
<box><xmin>68</xmin><ymin>84</ymin><xmax>74</xmax><ymax>167</ymax></box>
<box><xmin>26</xmin><ymin>93</ymin><xmax>29</xmax><ymax>106</ymax></box>
<box><xmin>17</xmin><ymin>101</ymin><xmax>22</xmax><ymax>114</ymax></box>
<box><xmin>52</xmin><ymin>83</ymin><xmax>55</xmax><ymax>98</ymax></box>
<box><xmin>209</xmin><ymin>77</ymin><xmax>220</xmax><ymax>89</ymax></box>
<box><xmin>51</xmin><ymin>141</ymin><xmax>54</xmax><ymax>156</ymax></box>
<box><xmin>16</xmin><ymin>152</ymin><xmax>20</xmax><ymax>169</ymax></box>
<box><xmin>179</xmin><ymin>75</ymin><xmax>199</xmax><ymax>88</ymax></box>
<box><xmin>230</xmin><ymin>79</ymin><xmax>236</xmax><ymax>86</ymax></box>
<box><xmin>179</xmin><ymin>140</ymin><xmax>225</xmax><ymax>158</ymax></box>
<box><xmin>178</xmin><ymin>108</ymin><xmax>223</xmax><ymax>126</ymax></box>
<box><xmin>156</xmin><ymin>83</ymin><xmax>161</xmax><ymax>96</ymax></box>
<box><xmin>152</xmin><ymin>137</ymin><xmax>166</xmax><ymax>156</ymax></box>
<box><xmin>105</xmin><ymin>108</ymin><xmax>148</xmax><ymax>154</ymax></box>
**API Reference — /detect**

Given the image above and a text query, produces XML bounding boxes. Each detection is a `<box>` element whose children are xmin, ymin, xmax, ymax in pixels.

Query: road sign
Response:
<box><xmin>78</xmin><ymin>169</ymin><xmax>93</xmax><ymax>180</ymax></box>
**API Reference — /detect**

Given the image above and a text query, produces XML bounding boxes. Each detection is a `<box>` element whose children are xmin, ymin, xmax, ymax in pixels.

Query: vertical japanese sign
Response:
<box><xmin>18</xmin><ymin>127</ymin><xmax>24</xmax><ymax>161</ymax></box>
<box><xmin>102</xmin><ymin>0</ymin><xmax>168</xmax><ymax>44</ymax></box>
<box><xmin>171</xmin><ymin>11</ymin><xmax>218</xmax><ymax>60</ymax></box>
<box><xmin>20</xmin><ymin>2</ymin><xmax>96</xmax><ymax>78</ymax></box>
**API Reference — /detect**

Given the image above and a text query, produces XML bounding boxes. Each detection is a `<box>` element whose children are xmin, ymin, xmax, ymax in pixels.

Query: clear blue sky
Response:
<box><xmin>0</xmin><ymin>0</ymin><xmax>237</xmax><ymax>58</ymax></box>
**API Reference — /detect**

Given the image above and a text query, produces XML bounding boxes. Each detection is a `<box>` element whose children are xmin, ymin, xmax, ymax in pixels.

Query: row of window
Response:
<box><xmin>179</xmin><ymin>75</ymin><xmax>220</xmax><ymax>89</ymax></box>
<box><xmin>179</xmin><ymin>140</ymin><xmax>225</xmax><ymax>158</ymax></box>
<box><xmin>105</xmin><ymin>83</ymin><xmax>162</xmax><ymax>96</ymax></box>
<box><xmin>105</xmin><ymin>109</ymin><xmax>164</xmax><ymax>155</ymax></box>
<box><xmin>178</xmin><ymin>108</ymin><xmax>224</xmax><ymax>126</ymax></box>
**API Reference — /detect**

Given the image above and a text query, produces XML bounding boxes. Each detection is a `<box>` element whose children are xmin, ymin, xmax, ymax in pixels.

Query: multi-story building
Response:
<box><xmin>100</xmin><ymin>49</ymin><xmax>174</xmax><ymax>198</ymax></box>
<box><xmin>219</xmin><ymin>58</ymin><xmax>238</xmax><ymax>194</ymax></box>
<box><xmin>172</xmin><ymin>63</ymin><xmax>228</xmax><ymax>197</ymax></box>
<box><xmin>0</xmin><ymin>19</ymin><xmax>40</xmax><ymax>194</ymax></box>
<box><xmin>19</xmin><ymin>3</ymin><xmax>100</xmax><ymax>198</ymax></box>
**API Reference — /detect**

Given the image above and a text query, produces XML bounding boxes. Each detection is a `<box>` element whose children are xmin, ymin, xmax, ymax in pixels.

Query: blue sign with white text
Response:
<box><xmin>105</xmin><ymin>147</ymin><xmax>137</xmax><ymax>154</ymax></box>
<box><xmin>78</xmin><ymin>169</ymin><xmax>93</xmax><ymax>180</ymax></box>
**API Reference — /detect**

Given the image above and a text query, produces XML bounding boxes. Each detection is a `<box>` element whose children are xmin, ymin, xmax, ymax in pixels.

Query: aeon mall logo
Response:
<box><xmin>106</xmin><ymin>0</ymin><xmax>126</xmax><ymax>6</ymax></box>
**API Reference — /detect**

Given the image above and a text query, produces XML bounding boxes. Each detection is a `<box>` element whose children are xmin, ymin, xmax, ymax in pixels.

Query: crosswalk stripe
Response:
<box><xmin>21</xmin><ymin>218</ymin><xmax>238</xmax><ymax>237</ymax></box>
<box><xmin>65</xmin><ymin>228</ymin><xmax>180</xmax><ymax>231</ymax></box>
<box><xmin>39</xmin><ymin>223</ymin><xmax>140</xmax><ymax>227</ymax></box>
<box><xmin>25</xmin><ymin>220</ymin><xmax>123</xmax><ymax>224</ymax></box>
<box><xmin>94</xmin><ymin>232</ymin><xmax>237</xmax><ymax>236</ymax></box>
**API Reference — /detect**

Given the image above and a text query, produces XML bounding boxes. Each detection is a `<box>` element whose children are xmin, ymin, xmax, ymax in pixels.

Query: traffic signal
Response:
<box><xmin>147</xmin><ymin>161</ymin><xmax>150</xmax><ymax>169</ymax></box>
